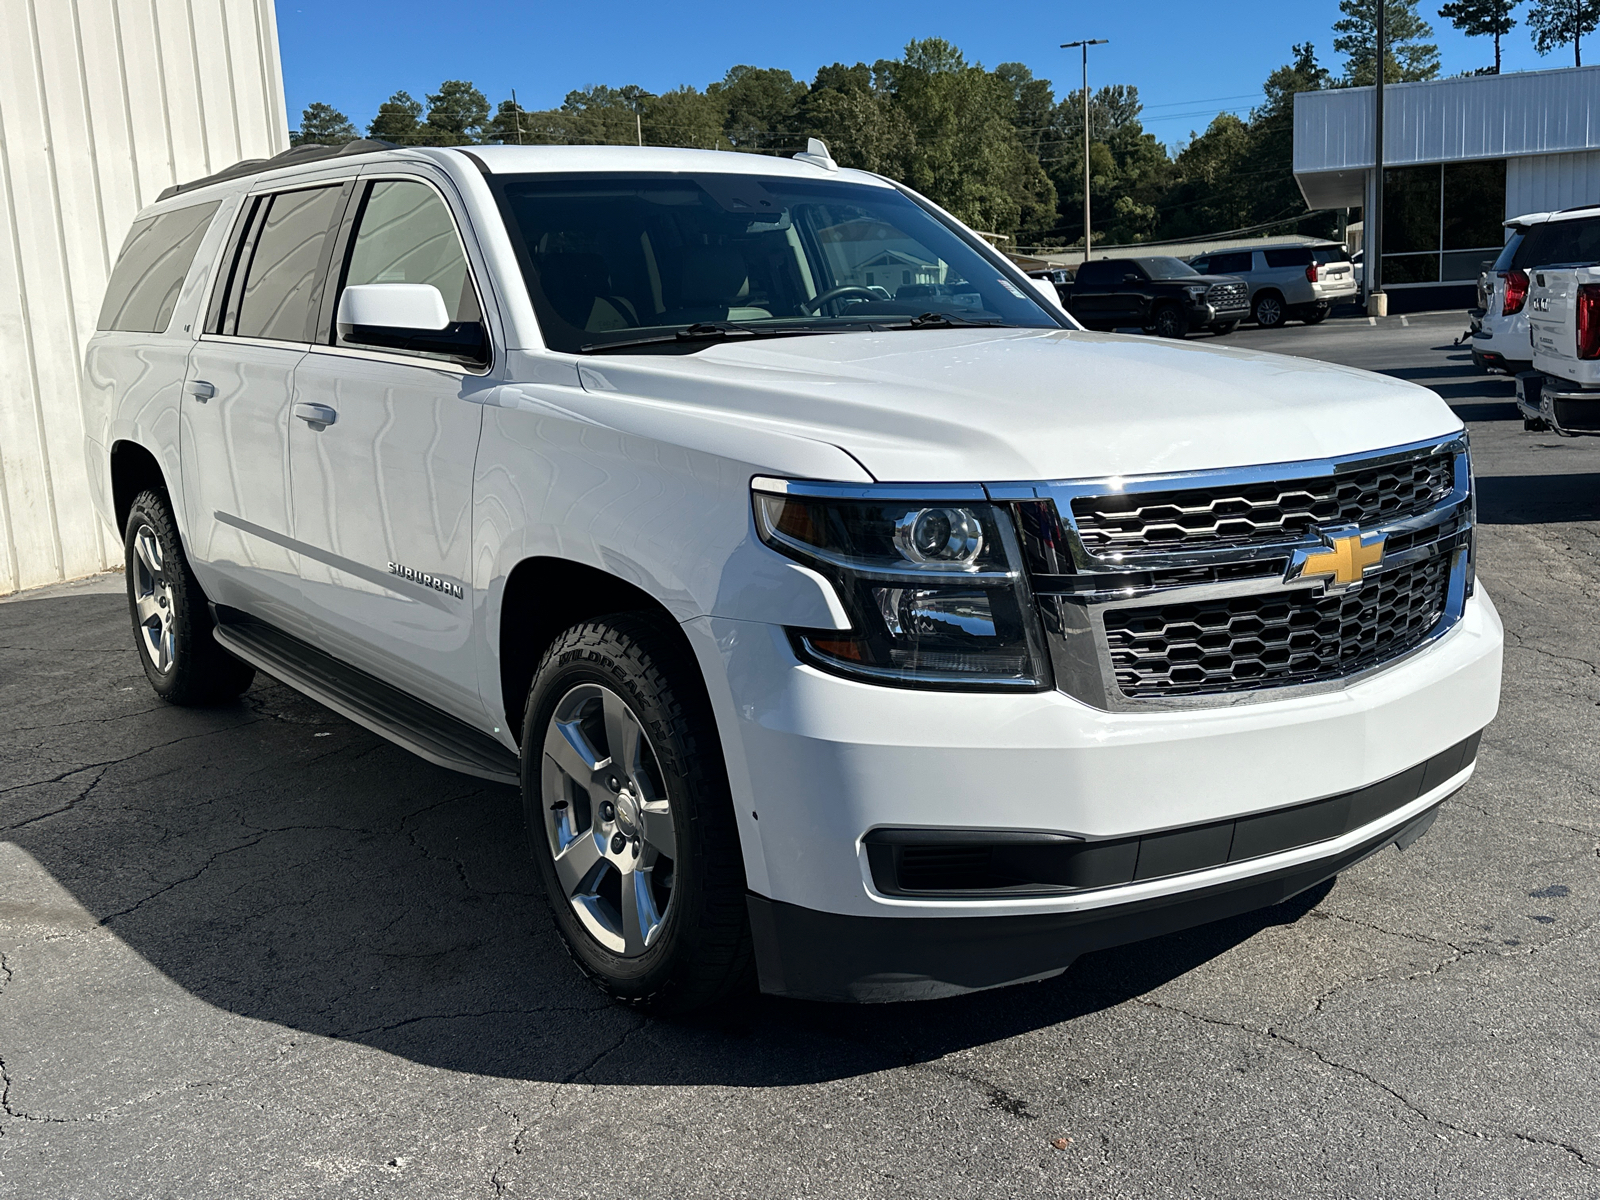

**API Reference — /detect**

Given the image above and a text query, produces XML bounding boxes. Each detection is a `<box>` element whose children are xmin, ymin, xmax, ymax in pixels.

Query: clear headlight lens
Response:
<box><xmin>753</xmin><ymin>483</ymin><xmax>1051</xmax><ymax>690</ymax></box>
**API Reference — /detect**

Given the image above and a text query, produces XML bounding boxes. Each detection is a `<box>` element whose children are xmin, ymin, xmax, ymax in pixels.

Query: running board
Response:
<box><xmin>212</xmin><ymin>610</ymin><xmax>521</xmax><ymax>786</ymax></box>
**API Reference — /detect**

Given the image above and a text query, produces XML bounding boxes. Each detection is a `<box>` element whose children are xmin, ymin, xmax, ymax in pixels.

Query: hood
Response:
<box><xmin>570</xmin><ymin>328</ymin><xmax>1462</xmax><ymax>483</ymax></box>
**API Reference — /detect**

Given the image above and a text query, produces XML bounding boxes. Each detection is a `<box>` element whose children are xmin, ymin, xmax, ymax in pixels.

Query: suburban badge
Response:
<box><xmin>387</xmin><ymin>561</ymin><xmax>464</xmax><ymax>599</ymax></box>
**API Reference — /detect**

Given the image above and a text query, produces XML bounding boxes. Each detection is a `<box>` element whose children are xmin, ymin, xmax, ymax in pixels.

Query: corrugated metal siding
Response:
<box><xmin>1507</xmin><ymin>151</ymin><xmax>1600</xmax><ymax>215</ymax></box>
<box><xmin>1295</xmin><ymin>66</ymin><xmax>1600</xmax><ymax>173</ymax></box>
<box><xmin>0</xmin><ymin>0</ymin><xmax>286</xmax><ymax>595</ymax></box>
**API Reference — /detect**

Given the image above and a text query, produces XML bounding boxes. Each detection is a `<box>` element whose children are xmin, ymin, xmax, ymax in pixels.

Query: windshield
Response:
<box><xmin>1137</xmin><ymin>256</ymin><xmax>1201</xmax><ymax>279</ymax></box>
<box><xmin>1491</xmin><ymin>229</ymin><xmax>1526</xmax><ymax>273</ymax></box>
<box><xmin>491</xmin><ymin>173</ymin><xmax>1061</xmax><ymax>353</ymax></box>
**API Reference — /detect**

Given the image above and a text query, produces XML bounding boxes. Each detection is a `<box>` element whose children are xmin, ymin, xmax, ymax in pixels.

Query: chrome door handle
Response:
<box><xmin>184</xmin><ymin>379</ymin><xmax>215</xmax><ymax>401</ymax></box>
<box><xmin>293</xmin><ymin>402</ymin><xmax>337</xmax><ymax>427</ymax></box>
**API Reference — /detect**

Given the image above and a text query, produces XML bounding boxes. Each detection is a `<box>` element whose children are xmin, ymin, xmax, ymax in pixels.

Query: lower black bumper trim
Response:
<box><xmin>749</xmin><ymin>801</ymin><xmax>1448</xmax><ymax>1002</ymax></box>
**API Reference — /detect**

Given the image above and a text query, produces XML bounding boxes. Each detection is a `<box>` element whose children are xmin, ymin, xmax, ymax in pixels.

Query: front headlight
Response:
<box><xmin>752</xmin><ymin>479</ymin><xmax>1052</xmax><ymax>690</ymax></box>
<box><xmin>1186</xmin><ymin>285</ymin><xmax>1209</xmax><ymax>302</ymax></box>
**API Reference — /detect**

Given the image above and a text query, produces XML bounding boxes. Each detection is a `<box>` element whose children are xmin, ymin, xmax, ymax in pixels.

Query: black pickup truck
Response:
<box><xmin>1061</xmin><ymin>256</ymin><xmax>1250</xmax><ymax>338</ymax></box>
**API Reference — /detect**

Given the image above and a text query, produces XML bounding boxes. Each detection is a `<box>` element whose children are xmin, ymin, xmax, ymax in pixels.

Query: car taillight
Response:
<box><xmin>1502</xmin><ymin>269</ymin><xmax>1529</xmax><ymax>315</ymax></box>
<box><xmin>1579</xmin><ymin>284</ymin><xmax>1600</xmax><ymax>360</ymax></box>
<box><xmin>1305</xmin><ymin>263</ymin><xmax>1318</xmax><ymax>283</ymax></box>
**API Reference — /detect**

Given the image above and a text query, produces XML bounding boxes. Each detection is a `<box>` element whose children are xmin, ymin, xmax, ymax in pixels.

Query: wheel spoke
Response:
<box><xmin>639</xmin><ymin>803</ymin><xmax>676</xmax><ymax>862</ymax></box>
<box><xmin>620</xmin><ymin>867</ymin><xmax>661</xmax><ymax>956</ymax></box>
<box><xmin>547</xmin><ymin>718</ymin><xmax>601</xmax><ymax>782</ymax></box>
<box><xmin>135</xmin><ymin>593</ymin><xmax>161</xmax><ymax>625</ymax></box>
<box><xmin>134</xmin><ymin>528</ymin><xmax>163</xmax><ymax>579</ymax></box>
<box><xmin>601</xmin><ymin>690</ymin><xmax>641</xmax><ymax>777</ymax></box>
<box><xmin>157</xmin><ymin>623</ymin><xmax>175</xmax><ymax>673</ymax></box>
<box><xmin>552</xmin><ymin>828</ymin><xmax>603</xmax><ymax>899</ymax></box>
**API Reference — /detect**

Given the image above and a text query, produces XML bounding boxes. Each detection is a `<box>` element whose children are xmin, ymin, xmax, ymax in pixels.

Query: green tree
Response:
<box><xmin>367</xmin><ymin>91</ymin><xmax>422</xmax><ymax>142</ymax></box>
<box><xmin>560</xmin><ymin>84</ymin><xmax>655</xmax><ymax>144</ymax></box>
<box><xmin>709</xmin><ymin>66</ymin><xmax>806</xmax><ymax>152</ymax></box>
<box><xmin>1438</xmin><ymin>0</ymin><xmax>1520</xmax><ymax>71</ymax></box>
<box><xmin>797</xmin><ymin>63</ymin><xmax>915</xmax><ymax>179</ymax></box>
<box><xmin>1528</xmin><ymin>0</ymin><xmax>1600</xmax><ymax>65</ymax></box>
<box><xmin>1334</xmin><ymin>0</ymin><xmax>1442</xmax><ymax>82</ymax></box>
<box><xmin>425</xmin><ymin>80</ymin><xmax>490</xmax><ymax>144</ymax></box>
<box><xmin>643</xmin><ymin>87</ymin><xmax>728</xmax><ymax>149</ymax></box>
<box><xmin>486</xmin><ymin>98</ymin><xmax>527</xmax><ymax>144</ymax></box>
<box><xmin>290</xmin><ymin>102</ymin><xmax>357</xmax><ymax>146</ymax></box>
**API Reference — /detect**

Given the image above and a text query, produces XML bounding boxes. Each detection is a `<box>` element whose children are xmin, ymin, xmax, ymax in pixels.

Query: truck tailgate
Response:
<box><xmin>1530</xmin><ymin>267</ymin><xmax>1597</xmax><ymax>382</ymax></box>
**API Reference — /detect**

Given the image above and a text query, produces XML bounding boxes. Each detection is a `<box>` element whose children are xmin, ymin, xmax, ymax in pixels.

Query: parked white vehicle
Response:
<box><xmin>83</xmin><ymin>141</ymin><xmax>1501</xmax><ymax>1008</ymax></box>
<box><xmin>1470</xmin><ymin>212</ymin><xmax>1549</xmax><ymax>377</ymax></box>
<box><xmin>1516</xmin><ymin>205</ymin><xmax>1600</xmax><ymax>434</ymax></box>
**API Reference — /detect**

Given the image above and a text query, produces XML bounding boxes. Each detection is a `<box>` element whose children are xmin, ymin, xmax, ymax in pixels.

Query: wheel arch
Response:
<box><xmin>110</xmin><ymin>440</ymin><xmax>169</xmax><ymax>537</ymax></box>
<box><xmin>497</xmin><ymin>556</ymin><xmax>704</xmax><ymax>745</ymax></box>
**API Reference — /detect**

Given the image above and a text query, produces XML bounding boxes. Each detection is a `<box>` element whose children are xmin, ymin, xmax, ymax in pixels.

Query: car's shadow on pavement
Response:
<box><xmin>1</xmin><ymin>592</ymin><xmax>1334</xmax><ymax>1089</ymax></box>
<box><xmin>1477</xmin><ymin>473</ymin><xmax>1600</xmax><ymax>524</ymax></box>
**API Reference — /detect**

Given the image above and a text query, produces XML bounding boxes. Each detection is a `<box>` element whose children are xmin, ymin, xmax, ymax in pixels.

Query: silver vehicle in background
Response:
<box><xmin>1189</xmin><ymin>242</ymin><xmax>1358</xmax><ymax>328</ymax></box>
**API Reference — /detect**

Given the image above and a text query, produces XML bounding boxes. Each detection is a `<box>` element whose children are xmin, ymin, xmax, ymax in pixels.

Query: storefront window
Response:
<box><xmin>1379</xmin><ymin>159</ymin><xmax>1506</xmax><ymax>285</ymax></box>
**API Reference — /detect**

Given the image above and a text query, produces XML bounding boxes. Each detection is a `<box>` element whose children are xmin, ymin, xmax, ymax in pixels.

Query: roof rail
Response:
<box><xmin>155</xmin><ymin>138</ymin><xmax>399</xmax><ymax>202</ymax></box>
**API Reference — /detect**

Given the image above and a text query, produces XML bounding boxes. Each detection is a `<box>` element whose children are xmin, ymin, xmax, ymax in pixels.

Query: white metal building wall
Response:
<box><xmin>0</xmin><ymin>0</ymin><xmax>288</xmax><ymax>595</ymax></box>
<box><xmin>1508</xmin><ymin>151</ymin><xmax>1600</xmax><ymax>216</ymax></box>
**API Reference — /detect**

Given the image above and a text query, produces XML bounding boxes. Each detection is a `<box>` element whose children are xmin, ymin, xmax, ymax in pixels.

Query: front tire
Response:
<box><xmin>123</xmin><ymin>489</ymin><xmax>255</xmax><ymax>704</ymax></box>
<box><xmin>1152</xmin><ymin>304</ymin><xmax>1188</xmax><ymax>339</ymax></box>
<box><xmin>1209</xmin><ymin>320</ymin><xmax>1240</xmax><ymax>336</ymax></box>
<box><xmin>1253</xmin><ymin>293</ymin><xmax>1286</xmax><ymax>328</ymax></box>
<box><xmin>521</xmin><ymin>615</ymin><xmax>751</xmax><ymax>1013</ymax></box>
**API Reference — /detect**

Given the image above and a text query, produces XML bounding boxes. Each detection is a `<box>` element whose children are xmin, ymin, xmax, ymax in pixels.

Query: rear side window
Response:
<box><xmin>1264</xmin><ymin>247</ymin><xmax>1313</xmax><ymax>269</ymax></box>
<box><xmin>338</xmin><ymin>180</ymin><xmax>480</xmax><ymax>348</ymax></box>
<box><xmin>1491</xmin><ymin>229</ymin><xmax>1525</xmax><ymax>273</ymax></box>
<box><xmin>1519</xmin><ymin>215</ymin><xmax>1600</xmax><ymax>269</ymax></box>
<box><xmin>214</xmin><ymin>185</ymin><xmax>345</xmax><ymax>342</ymax></box>
<box><xmin>97</xmin><ymin>201</ymin><xmax>220</xmax><ymax>332</ymax></box>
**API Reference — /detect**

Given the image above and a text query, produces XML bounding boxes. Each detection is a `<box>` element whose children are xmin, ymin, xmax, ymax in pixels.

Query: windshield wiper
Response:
<box><xmin>890</xmin><ymin>311</ymin><xmax>1004</xmax><ymax>330</ymax></box>
<box><xmin>580</xmin><ymin>321</ymin><xmax>876</xmax><ymax>354</ymax></box>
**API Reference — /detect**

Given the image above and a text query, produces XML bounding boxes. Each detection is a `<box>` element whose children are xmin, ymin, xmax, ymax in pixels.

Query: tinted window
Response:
<box><xmin>1264</xmin><ymin>247</ymin><xmax>1313</xmax><ymax>268</ymax></box>
<box><xmin>1519</xmin><ymin>215</ymin><xmax>1600</xmax><ymax>269</ymax></box>
<box><xmin>1206</xmin><ymin>251</ymin><xmax>1253</xmax><ymax>275</ymax></box>
<box><xmin>97</xmin><ymin>202</ymin><xmax>220</xmax><ymax>332</ymax></box>
<box><xmin>493</xmin><ymin>173</ymin><xmax>1057</xmax><ymax>353</ymax></box>
<box><xmin>1136</xmin><ymin>257</ymin><xmax>1197</xmax><ymax>279</ymax></box>
<box><xmin>338</xmin><ymin>180</ymin><xmax>480</xmax><ymax>355</ymax></box>
<box><xmin>1491</xmin><ymin>229</ymin><xmax>1526</xmax><ymax>273</ymax></box>
<box><xmin>1311</xmin><ymin>245</ymin><xmax>1350</xmax><ymax>265</ymax></box>
<box><xmin>233</xmin><ymin>186</ymin><xmax>344</xmax><ymax>342</ymax></box>
<box><xmin>1073</xmin><ymin>260</ymin><xmax>1123</xmax><ymax>286</ymax></box>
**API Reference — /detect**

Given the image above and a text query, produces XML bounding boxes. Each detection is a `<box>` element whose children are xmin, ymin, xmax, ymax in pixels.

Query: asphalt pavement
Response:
<box><xmin>3</xmin><ymin>312</ymin><xmax>1598</xmax><ymax>1198</ymax></box>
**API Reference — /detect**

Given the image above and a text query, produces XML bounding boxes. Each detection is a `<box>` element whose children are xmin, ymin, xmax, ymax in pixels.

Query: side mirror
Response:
<box><xmin>1025</xmin><ymin>275</ymin><xmax>1064</xmax><ymax>312</ymax></box>
<box><xmin>1122</xmin><ymin>273</ymin><xmax>1142</xmax><ymax>284</ymax></box>
<box><xmin>337</xmin><ymin>283</ymin><xmax>488</xmax><ymax>365</ymax></box>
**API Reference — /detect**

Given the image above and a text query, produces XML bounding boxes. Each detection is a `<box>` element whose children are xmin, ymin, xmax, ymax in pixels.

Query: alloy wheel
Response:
<box><xmin>1255</xmin><ymin>295</ymin><xmax>1283</xmax><ymax>327</ymax></box>
<box><xmin>131</xmin><ymin>524</ymin><xmax>176</xmax><ymax>674</ymax></box>
<box><xmin>541</xmin><ymin>683</ymin><xmax>677</xmax><ymax>957</ymax></box>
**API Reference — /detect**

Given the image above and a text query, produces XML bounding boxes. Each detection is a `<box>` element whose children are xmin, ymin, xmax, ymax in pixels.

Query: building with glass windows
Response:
<box><xmin>1294</xmin><ymin>65</ymin><xmax>1600</xmax><ymax>298</ymax></box>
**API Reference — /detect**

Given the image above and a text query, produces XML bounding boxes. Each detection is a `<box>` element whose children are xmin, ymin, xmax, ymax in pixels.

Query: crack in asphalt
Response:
<box><xmin>1136</xmin><ymin>998</ymin><xmax>1600</xmax><ymax>1172</ymax></box>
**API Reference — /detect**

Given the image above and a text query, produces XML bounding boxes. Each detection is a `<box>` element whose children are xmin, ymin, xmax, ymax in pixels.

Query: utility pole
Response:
<box><xmin>1061</xmin><ymin>39</ymin><xmax>1108</xmax><ymax>260</ymax></box>
<box><xmin>1368</xmin><ymin>2</ymin><xmax>1387</xmax><ymax>316</ymax></box>
<box><xmin>510</xmin><ymin>89</ymin><xmax>523</xmax><ymax>145</ymax></box>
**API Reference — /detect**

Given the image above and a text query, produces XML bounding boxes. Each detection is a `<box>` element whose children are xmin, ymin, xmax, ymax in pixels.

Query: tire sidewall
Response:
<box><xmin>520</xmin><ymin>622</ymin><xmax>722</xmax><ymax>1001</ymax></box>
<box><xmin>124</xmin><ymin>494</ymin><xmax>191</xmax><ymax>699</ymax></box>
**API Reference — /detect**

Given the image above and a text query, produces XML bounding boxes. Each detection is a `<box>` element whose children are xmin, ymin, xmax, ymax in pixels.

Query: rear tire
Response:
<box><xmin>123</xmin><ymin>489</ymin><xmax>255</xmax><ymax>704</ymax></box>
<box><xmin>521</xmin><ymin>614</ymin><xmax>752</xmax><ymax>1014</ymax></box>
<box><xmin>1253</xmin><ymin>293</ymin><xmax>1286</xmax><ymax>328</ymax></box>
<box><xmin>1152</xmin><ymin>304</ymin><xmax>1188</xmax><ymax>339</ymax></box>
<box><xmin>1301</xmin><ymin>303</ymin><xmax>1330</xmax><ymax>325</ymax></box>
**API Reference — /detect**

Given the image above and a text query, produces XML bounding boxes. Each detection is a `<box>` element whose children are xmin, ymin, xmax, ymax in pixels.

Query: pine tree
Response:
<box><xmin>368</xmin><ymin>91</ymin><xmax>422</xmax><ymax>142</ymax></box>
<box><xmin>425</xmin><ymin>81</ymin><xmax>490</xmax><ymax>145</ymax></box>
<box><xmin>1334</xmin><ymin>0</ymin><xmax>1443</xmax><ymax>82</ymax></box>
<box><xmin>1438</xmin><ymin>0</ymin><xmax>1520</xmax><ymax>72</ymax></box>
<box><xmin>1528</xmin><ymin>0</ymin><xmax>1600</xmax><ymax>65</ymax></box>
<box><xmin>290</xmin><ymin>102</ymin><xmax>357</xmax><ymax>146</ymax></box>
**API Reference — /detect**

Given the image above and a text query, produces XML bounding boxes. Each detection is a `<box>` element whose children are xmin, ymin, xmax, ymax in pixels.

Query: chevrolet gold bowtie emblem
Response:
<box><xmin>1290</xmin><ymin>528</ymin><xmax>1386</xmax><ymax>591</ymax></box>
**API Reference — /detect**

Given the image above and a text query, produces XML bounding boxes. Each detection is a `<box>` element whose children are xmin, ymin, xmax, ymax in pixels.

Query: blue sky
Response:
<box><xmin>277</xmin><ymin>0</ymin><xmax>1564</xmax><ymax>149</ymax></box>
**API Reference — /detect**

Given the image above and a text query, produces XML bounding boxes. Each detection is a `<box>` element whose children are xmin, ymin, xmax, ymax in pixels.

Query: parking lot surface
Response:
<box><xmin>3</xmin><ymin>312</ymin><xmax>1598</xmax><ymax>1199</ymax></box>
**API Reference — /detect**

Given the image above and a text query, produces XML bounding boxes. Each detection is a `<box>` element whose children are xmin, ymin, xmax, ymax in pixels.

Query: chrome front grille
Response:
<box><xmin>1207</xmin><ymin>281</ymin><xmax>1248</xmax><ymax>309</ymax></box>
<box><xmin>1102</xmin><ymin>551</ymin><xmax>1452</xmax><ymax>697</ymax></box>
<box><xmin>1072</xmin><ymin>452</ymin><xmax>1453</xmax><ymax>554</ymax></box>
<box><xmin>990</xmin><ymin>435</ymin><xmax>1475</xmax><ymax>711</ymax></box>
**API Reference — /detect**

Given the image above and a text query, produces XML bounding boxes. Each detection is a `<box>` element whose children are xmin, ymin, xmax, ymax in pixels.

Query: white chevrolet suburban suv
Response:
<box><xmin>83</xmin><ymin>140</ymin><xmax>1502</xmax><ymax>1009</ymax></box>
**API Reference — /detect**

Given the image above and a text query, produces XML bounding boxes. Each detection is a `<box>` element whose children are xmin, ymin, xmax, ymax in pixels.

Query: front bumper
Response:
<box><xmin>750</xmin><ymin>767</ymin><xmax>1463</xmax><ymax>1001</ymax></box>
<box><xmin>1187</xmin><ymin>300</ymin><xmax>1249</xmax><ymax>326</ymax></box>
